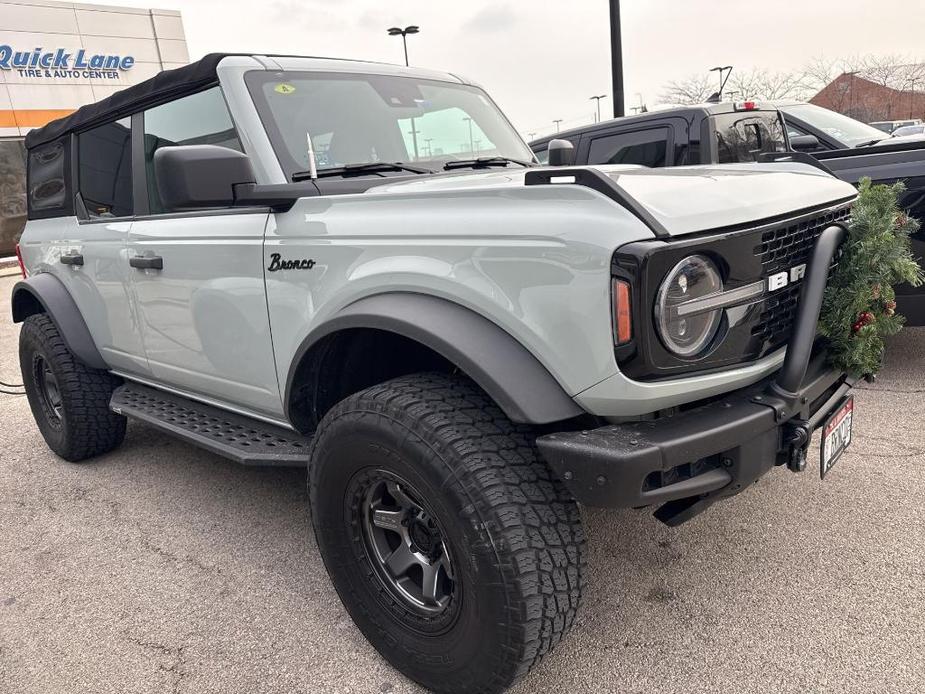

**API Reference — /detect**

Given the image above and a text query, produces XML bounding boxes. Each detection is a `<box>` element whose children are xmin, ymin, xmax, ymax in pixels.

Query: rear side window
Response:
<box><xmin>78</xmin><ymin>117</ymin><xmax>132</xmax><ymax>218</ymax></box>
<box><xmin>714</xmin><ymin>113</ymin><xmax>787</xmax><ymax>163</ymax></box>
<box><xmin>27</xmin><ymin>138</ymin><xmax>70</xmax><ymax>217</ymax></box>
<box><xmin>588</xmin><ymin>128</ymin><xmax>669</xmax><ymax>168</ymax></box>
<box><xmin>143</xmin><ymin>87</ymin><xmax>241</xmax><ymax>214</ymax></box>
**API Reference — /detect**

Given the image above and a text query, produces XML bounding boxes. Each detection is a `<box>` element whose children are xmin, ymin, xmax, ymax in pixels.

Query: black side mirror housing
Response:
<box><xmin>790</xmin><ymin>134</ymin><xmax>821</xmax><ymax>152</ymax></box>
<box><xmin>153</xmin><ymin>145</ymin><xmax>256</xmax><ymax>211</ymax></box>
<box><xmin>547</xmin><ymin>139</ymin><xmax>576</xmax><ymax>166</ymax></box>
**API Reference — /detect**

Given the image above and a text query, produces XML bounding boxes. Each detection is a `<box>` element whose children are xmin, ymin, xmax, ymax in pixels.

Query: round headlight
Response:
<box><xmin>656</xmin><ymin>255</ymin><xmax>723</xmax><ymax>357</ymax></box>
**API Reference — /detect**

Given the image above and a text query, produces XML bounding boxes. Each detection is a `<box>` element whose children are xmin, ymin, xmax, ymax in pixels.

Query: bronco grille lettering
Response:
<box><xmin>267</xmin><ymin>253</ymin><xmax>316</xmax><ymax>272</ymax></box>
<box><xmin>767</xmin><ymin>263</ymin><xmax>807</xmax><ymax>293</ymax></box>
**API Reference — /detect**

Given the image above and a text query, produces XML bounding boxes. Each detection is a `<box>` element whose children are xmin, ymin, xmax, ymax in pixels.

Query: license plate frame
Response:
<box><xmin>819</xmin><ymin>395</ymin><xmax>854</xmax><ymax>479</ymax></box>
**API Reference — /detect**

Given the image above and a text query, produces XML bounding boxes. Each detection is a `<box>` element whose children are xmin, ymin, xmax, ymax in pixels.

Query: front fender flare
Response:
<box><xmin>11</xmin><ymin>273</ymin><xmax>108</xmax><ymax>370</ymax></box>
<box><xmin>287</xmin><ymin>293</ymin><xmax>585</xmax><ymax>425</ymax></box>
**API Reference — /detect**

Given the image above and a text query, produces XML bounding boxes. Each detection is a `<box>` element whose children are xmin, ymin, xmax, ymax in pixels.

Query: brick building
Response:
<box><xmin>811</xmin><ymin>69</ymin><xmax>925</xmax><ymax>124</ymax></box>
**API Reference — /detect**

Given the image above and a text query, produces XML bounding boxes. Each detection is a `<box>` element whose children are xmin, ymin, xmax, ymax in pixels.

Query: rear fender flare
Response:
<box><xmin>11</xmin><ymin>273</ymin><xmax>108</xmax><ymax>370</ymax></box>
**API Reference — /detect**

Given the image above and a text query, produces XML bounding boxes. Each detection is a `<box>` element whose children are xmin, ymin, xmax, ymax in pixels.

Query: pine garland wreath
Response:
<box><xmin>818</xmin><ymin>178</ymin><xmax>923</xmax><ymax>377</ymax></box>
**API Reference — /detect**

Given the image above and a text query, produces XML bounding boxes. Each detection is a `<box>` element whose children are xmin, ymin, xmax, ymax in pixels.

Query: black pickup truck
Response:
<box><xmin>530</xmin><ymin>101</ymin><xmax>925</xmax><ymax>323</ymax></box>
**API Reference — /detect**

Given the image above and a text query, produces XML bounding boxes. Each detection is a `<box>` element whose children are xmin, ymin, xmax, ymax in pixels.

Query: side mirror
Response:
<box><xmin>547</xmin><ymin>139</ymin><xmax>576</xmax><ymax>166</ymax></box>
<box><xmin>153</xmin><ymin>145</ymin><xmax>256</xmax><ymax>211</ymax></box>
<box><xmin>790</xmin><ymin>134</ymin><xmax>821</xmax><ymax>152</ymax></box>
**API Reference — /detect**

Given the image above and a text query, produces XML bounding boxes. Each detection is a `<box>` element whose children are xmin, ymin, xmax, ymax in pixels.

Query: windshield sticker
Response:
<box><xmin>274</xmin><ymin>83</ymin><xmax>296</xmax><ymax>95</ymax></box>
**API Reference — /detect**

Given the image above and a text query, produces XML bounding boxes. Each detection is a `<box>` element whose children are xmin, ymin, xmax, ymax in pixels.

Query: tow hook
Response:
<box><xmin>784</xmin><ymin>422</ymin><xmax>811</xmax><ymax>473</ymax></box>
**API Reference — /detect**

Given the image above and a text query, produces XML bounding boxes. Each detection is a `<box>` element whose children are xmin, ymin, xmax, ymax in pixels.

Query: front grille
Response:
<box><xmin>750</xmin><ymin>205</ymin><xmax>852</xmax><ymax>345</ymax></box>
<box><xmin>751</xmin><ymin>282</ymin><xmax>801</xmax><ymax>345</ymax></box>
<box><xmin>754</xmin><ymin>206</ymin><xmax>852</xmax><ymax>275</ymax></box>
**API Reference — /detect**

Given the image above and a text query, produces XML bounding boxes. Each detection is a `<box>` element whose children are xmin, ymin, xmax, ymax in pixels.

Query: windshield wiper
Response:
<box><xmin>854</xmin><ymin>138</ymin><xmax>887</xmax><ymax>148</ymax></box>
<box><xmin>443</xmin><ymin>156</ymin><xmax>533</xmax><ymax>171</ymax></box>
<box><xmin>292</xmin><ymin>162</ymin><xmax>434</xmax><ymax>181</ymax></box>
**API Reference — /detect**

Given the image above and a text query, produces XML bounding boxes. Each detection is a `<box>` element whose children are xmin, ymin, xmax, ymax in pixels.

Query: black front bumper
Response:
<box><xmin>538</xmin><ymin>355</ymin><xmax>852</xmax><ymax>526</ymax></box>
<box><xmin>538</xmin><ymin>223</ymin><xmax>854</xmax><ymax>526</ymax></box>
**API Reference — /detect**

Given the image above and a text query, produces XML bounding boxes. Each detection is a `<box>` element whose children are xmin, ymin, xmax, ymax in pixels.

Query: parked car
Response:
<box><xmin>530</xmin><ymin>101</ymin><xmax>925</xmax><ymax>324</ymax></box>
<box><xmin>13</xmin><ymin>54</ymin><xmax>860</xmax><ymax>694</ymax></box>
<box><xmin>870</xmin><ymin>119</ymin><xmax>922</xmax><ymax>134</ymax></box>
<box><xmin>892</xmin><ymin>124</ymin><xmax>925</xmax><ymax>138</ymax></box>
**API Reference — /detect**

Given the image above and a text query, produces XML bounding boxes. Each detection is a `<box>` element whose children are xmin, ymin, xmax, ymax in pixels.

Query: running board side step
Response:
<box><xmin>110</xmin><ymin>383</ymin><xmax>310</xmax><ymax>467</ymax></box>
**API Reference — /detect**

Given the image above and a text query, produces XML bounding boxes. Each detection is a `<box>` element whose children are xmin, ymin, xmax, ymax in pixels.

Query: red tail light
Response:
<box><xmin>613</xmin><ymin>279</ymin><xmax>632</xmax><ymax>345</ymax></box>
<box><xmin>15</xmin><ymin>243</ymin><xmax>27</xmax><ymax>278</ymax></box>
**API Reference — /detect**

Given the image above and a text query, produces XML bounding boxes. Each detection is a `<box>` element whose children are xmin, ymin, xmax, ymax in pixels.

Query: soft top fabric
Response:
<box><xmin>24</xmin><ymin>53</ymin><xmax>236</xmax><ymax>149</ymax></box>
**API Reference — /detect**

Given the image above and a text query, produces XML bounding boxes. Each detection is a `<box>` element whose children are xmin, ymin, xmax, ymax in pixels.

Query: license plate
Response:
<box><xmin>820</xmin><ymin>396</ymin><xmax>854</xmax><ymax>479</ymax></box>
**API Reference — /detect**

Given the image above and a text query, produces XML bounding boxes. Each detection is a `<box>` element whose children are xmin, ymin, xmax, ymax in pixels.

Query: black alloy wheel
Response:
<box><xmin>359</xmin><ymin>473</ymin><xmax>457</xmax><ymax>617</ymax></box>
<box><xmin>33</xmin><ymin>354</ymin><xmax>63</xmax><ymax>425</ymax></box>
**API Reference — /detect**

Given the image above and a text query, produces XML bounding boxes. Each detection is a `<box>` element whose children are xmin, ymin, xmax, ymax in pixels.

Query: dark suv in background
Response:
<box><xmin>531</xmin><ymin>101</ymin><xmax>789</xmax><ymax>169</ymax></box>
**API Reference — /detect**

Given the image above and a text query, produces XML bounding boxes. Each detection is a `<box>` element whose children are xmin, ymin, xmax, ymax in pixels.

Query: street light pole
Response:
<box><xmin>590</xmin><ymin>94</ymin><xmax>607</xmax><ymax>123</ymax></box>
<box><xmin>907</xmin><ymin>79</ymin><xmax>918</xmax><ymax>120</ymax></box>
<box><xmin>609</xmin><ymin>0</ymin><xmax>624</xmax><ymax>117</ymax></box>
<box><xmin>387</xmin><ymin>25</ymin><xmax>420</xmax><ymax>66</ymax></box>
<box><xmin>553</xmin><ymin>119</ymin><xmax>563</xmax><ymax>133</ymax></box>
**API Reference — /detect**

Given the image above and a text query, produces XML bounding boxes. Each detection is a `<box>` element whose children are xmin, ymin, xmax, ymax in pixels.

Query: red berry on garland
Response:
<box><xmin>853</xmin><ymin>311</ymin><xmax>875</xmax><ymax>332</ymax></box>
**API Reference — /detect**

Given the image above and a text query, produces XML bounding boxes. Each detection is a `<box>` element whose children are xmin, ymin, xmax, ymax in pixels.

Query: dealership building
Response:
<box><xmin>1</xmin><ymin>0</ymin><xmax>188</xmax><ymax>256</ymax></box>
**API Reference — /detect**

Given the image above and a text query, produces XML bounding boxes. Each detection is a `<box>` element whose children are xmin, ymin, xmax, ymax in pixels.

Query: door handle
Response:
<box><xmin>60</xmin><ymin>253</ymin><xmax>84</xmax><ymax>266</ymax></box>
<box><xmin>129</xmin><ymin>255</ymin><xmax>163</xmax><ymax>270</ymax></box>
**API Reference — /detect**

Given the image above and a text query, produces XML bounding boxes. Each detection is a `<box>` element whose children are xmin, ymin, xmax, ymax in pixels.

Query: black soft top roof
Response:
<box><xmin>25</xmin><ymin>53</ymin><xmax>238</xmax><ymax>149</ymax></box>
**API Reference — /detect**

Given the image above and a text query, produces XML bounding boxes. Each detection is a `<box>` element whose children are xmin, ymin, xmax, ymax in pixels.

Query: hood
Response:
<box><xmin>602</xmin><ymin>164</ymin><xmax>857</xmax><ymax>235</ymax></box>
<box><xmin>364</xmin><ymin>163</ymin><xmax>857</xmax><ymax>237</ymax></box>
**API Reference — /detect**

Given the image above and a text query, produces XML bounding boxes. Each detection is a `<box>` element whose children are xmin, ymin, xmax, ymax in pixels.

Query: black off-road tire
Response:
<box><xmin>309</xmin><ymin>372</ymin><xmax>586</xmax><ymax>694</ymax></box>
<box><xmin>19</xmin><ymin>313</ymin><xmax>126</xmax><ymax>462</ymax></box>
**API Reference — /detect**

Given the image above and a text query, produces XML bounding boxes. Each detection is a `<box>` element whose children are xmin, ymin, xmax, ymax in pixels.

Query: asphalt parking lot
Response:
<box><xmin>0</xmin><ymin>270</ymin><xmax>923</xmax><ymax>694</ymax></box>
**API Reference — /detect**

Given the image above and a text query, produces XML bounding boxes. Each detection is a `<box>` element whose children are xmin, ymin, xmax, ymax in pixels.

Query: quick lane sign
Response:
<box><xmin>0</xmin><ymin>46</ymin><xmax>135</xmax><ymax>80</ymax></box>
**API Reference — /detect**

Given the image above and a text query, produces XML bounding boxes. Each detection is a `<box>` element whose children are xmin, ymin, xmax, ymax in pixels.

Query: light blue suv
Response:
<box><xmin>11</xmin><ymin>53</ymin><xmax>859</xmax><ymax>694</ymax></box>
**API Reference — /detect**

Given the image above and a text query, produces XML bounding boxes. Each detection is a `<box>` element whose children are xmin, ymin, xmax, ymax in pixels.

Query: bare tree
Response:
<box><xmin>798</xmin><ymin>56</ymin><xmax>860</xmax><ymax>96</ymax></box>
<box><xmin>658</xmin><ymin>73</ymin><xmax>714</xmax><ymax>105</ymax></box>
<box><xmin>726</xmin><ymin>68</ymin><xmax>807</xmax><ymax>101</ymax></box>
<box><xmin>659</xmin><ymin>55</ymin><xmax>925</xmax><ymax>119</ymax></box>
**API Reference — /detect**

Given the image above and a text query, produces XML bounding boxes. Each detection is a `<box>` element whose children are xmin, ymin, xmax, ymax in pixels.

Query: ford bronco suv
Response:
<box><xmin>12</xmin><ymin>54</ymin><xmax>859</xmax><ymax>694</ymax></box>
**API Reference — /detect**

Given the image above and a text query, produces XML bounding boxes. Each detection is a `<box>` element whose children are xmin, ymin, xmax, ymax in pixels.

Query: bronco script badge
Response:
<box><xmin>267</xmin><ymin>253</ymin><xmax>316</xmax><ymax>271</ymax></box>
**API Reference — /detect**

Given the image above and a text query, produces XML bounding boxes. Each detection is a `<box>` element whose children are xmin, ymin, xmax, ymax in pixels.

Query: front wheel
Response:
<box><xmin>309</xmin><ymin>373</ymin><xmax>586</xmax><ymax>694</ymax></box>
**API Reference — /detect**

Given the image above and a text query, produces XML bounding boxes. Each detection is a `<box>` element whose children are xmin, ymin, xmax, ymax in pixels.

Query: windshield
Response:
<box><xmin>245</xmin><ymin>71</ymin><xmax>534</xmax><ymax>179</ymax></box>
<box><xmin>781</xmin><ymin>103</ymin><xmax>889</xmax><ymax>147</ymax></box>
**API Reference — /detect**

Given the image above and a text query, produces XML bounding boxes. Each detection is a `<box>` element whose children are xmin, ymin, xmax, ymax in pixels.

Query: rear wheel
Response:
<box><xmin>19</xmin><ymin>314</ymin><xmax>126</xmax><ymax>462</ymax></box>
<box><xmin>309</xmin><ymin>372</ymin><xmax>586</xmax><ymax>694</ymax></box>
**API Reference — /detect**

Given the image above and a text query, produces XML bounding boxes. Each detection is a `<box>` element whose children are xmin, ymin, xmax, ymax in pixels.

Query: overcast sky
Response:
<box><xmin>82</xmin><ymin>0</ymin><xmax>925</xmax><ymax>137</ymax></box>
